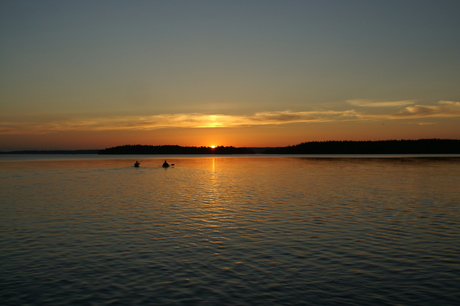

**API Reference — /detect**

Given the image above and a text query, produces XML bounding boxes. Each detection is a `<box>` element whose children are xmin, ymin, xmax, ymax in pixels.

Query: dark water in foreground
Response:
<box><xmin>1</xmin><ymin>156</ymin><xmax>459</xmax><ymax>305</ymax></box>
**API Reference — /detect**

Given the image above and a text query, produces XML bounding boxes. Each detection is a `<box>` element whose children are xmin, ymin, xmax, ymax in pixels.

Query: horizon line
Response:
<box><xmin>2</xmin><ymin>138</ymin><xmax>459</xmax><ymax>153</ymax></box>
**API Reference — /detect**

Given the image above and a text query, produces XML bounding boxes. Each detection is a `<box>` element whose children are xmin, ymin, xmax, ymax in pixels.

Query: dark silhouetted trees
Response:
<box><xmin>98</xmin><ymin>145</ymin><xmax>255</xmax><ymax>154</ymax></box>
<box><xmin>262</xmin><ymin>139</ymin><xmax>460</xmax><ymax>154</ymax></box>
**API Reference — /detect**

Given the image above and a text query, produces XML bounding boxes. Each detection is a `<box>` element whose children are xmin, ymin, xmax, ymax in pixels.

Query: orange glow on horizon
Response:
<box><xmin>1</xmin><ymin>118</ymin><xmax>459</xmax><ymax>151</ymax></box>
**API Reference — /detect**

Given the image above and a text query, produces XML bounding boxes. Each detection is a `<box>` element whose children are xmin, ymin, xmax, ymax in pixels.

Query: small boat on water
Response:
<box><xmin>134</xmin><ymin>161</ymin><xmax>140</xmax><ymax>167</ymax></box>
<box><xmin>162</xmin><ymin>161</ymin><xmax>170</xmax><ymax>168</ymax></box>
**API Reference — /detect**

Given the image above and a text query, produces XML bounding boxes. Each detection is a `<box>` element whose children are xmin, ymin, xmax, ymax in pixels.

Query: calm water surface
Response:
<box><xmin>1</xmin><ymin>156</ymin><xmax>459</xmax><ymax>305</ymax></box>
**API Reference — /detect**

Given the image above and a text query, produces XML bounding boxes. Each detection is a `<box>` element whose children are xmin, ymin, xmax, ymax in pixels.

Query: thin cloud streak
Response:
<box><xmin>1</xmin><ymin>101</ymin><xmax>459</xmax><ymax>135</ymax></box>
<box><xmin>347</xmin><ymin>99</ymin><xmax>416</xmax><ymax>107</ymax></box>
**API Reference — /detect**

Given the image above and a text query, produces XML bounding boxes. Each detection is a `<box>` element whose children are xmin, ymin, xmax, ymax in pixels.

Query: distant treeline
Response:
<box><xmin>98</xmin><ymin>145</ymin><xmax>255</xmax><ymax>154</ymax></box>
<box><xmin>5</xmin><ymin>139</ymin><xmax>459</xmax><ymax>155</ymax></box>
<box><xmin>263</xmin><ymin>139</ymin><xmax>460</xmax><ymax>154</ymax></box>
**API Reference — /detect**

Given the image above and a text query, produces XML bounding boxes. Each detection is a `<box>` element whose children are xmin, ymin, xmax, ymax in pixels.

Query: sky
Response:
<box><xmin>1</xmin><ymin>0</ymin><xmax>459</xmax><ymax>150</ymax></box>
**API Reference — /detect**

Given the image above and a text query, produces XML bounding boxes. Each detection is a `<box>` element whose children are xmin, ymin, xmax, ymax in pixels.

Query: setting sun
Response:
<box><xmin>210</xmin><ymin>145</ymin><xmax>217</xmax><ymax>149</ymax></box>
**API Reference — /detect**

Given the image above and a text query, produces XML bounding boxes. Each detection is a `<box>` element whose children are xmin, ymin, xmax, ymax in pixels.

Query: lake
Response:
<box><xmin>1</xmin><ymin>155</ymin><xmax>459</xmax><ymax>305</ymax></box>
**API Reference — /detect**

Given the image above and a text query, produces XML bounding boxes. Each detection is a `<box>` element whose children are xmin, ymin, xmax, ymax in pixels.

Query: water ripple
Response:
<box><xmin>1</xmin><ymin>157</ymin><xmax>459</xmax><ymax>305</ymax></box>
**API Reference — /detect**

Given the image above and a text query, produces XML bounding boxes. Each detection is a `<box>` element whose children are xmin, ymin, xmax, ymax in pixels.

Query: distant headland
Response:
<box><xmin>0</xmin><ymin>150</ymin><xmax>100</xmax><ymax>154</ymax></box>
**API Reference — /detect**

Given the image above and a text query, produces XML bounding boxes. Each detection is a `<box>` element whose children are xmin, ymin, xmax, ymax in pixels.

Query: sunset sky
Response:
<box><xmin>1</xmin><ymin>0</ymin><xmax>459</xmax><ymax>150</ymax></box>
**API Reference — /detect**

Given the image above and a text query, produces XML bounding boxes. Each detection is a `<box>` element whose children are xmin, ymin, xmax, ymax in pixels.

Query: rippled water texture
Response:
<box><xmin>1</xmin><ymin>156</ymin><xmax>459</xmax><ymax>305</ymax></box>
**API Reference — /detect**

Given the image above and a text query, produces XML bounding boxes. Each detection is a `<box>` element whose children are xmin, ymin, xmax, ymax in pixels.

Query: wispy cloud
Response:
<box><xmin>347</xmin><ymin>99</ymin><xmax>416</xmax><ymax>107</ymax></box>
<box><xmin>1</xmin><ymin>101</ymin><xmax>459</xmax><ymax>135</ymax></box>
<box><xmin>345</xmin><ymin>100</ymin><xmax>460</xmax><ymax>120</ymax></box>
<box><xmin>0</xmin><ymin>110</ymin><xmax>359</xmax><ymax>134</ymax></box>
<box><xmin>389</xmin><ymin>101</ymin><xmax>460</xmax><ymax>118</ymax></box>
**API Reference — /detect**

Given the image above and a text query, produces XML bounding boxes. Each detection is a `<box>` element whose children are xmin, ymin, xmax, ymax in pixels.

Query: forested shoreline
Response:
<box><xmin>263</xmin><ymin>139</ymin><xmax>460</xmax><ymax>154</ymax></box>
<box><xmin>2</xmin><ymin>139</ymin><xmax>459</xmax><ymax>155</ymax></box>
<box><xmin>98</xmin><ymin>139</ymin><xmax>460</xmax><ymax>155</ymax></box>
